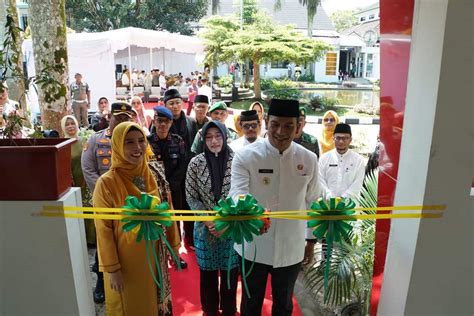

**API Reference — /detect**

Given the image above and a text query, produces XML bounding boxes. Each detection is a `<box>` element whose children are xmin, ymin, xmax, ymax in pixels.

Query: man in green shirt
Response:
<box><xmin>294</xmin><ymin>106</ymin><xmax>320</xmax><ymax>158</ymax></box>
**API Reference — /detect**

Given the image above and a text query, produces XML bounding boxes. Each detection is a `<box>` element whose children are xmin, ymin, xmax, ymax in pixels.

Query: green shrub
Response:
<box><xmin>261</xmin><ymin>78</ymin><xmax>302</xmax><ymax>100</ymax></box>
<box><xmin>217</xmin><ymin>74</ymin><xmax>233</xmax><ymax>88</ymax></box>
<box><xmin>309</xmin><ymin>95</ymin><xmax>339</xmax><ymax>111</ymax></box>
<box><xmin>298</xmin><ymin>73</ymin><xmax>314</xmax><ymax>82</ymax></box>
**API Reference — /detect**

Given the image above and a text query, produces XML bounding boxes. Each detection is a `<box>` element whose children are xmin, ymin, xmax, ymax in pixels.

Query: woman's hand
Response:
<box><xmin>204</xmin><ymin>221</ymin><xmax>218</xmax><ymax>237</ymax></box>
<box><xmin>109</xmin><ymin>270</ymin><xmax>124</xmax><ymax>293</ymax></box>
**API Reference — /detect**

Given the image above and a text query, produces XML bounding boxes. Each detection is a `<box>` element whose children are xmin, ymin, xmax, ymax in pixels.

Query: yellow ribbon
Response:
<box><xmin>37</xmin><ymin>204</ymin><xmax>446</xmax><ymax>221</ymax></box>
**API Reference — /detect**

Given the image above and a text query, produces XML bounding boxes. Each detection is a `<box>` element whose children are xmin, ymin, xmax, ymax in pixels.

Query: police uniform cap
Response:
<box><xmin>334</xmin><ymin>123</ymin><xmax>352</xmax><ymax>135</ymax></box>
<box><xmin>163</xmin><ymin>89</ymin><xmax>182</xmax><ymax>103</ymax></box>
<box><xmin>268</xmin><ymin>99</ymin><xmax>300</xmax><ymax>118</ymax></box>
<box><xmin>194</xmin><ymin>95</ymin><xmax>209</xmax><ymax>104</ymax></box>
<box><xmin>209</xmin><ymin>101</ymin><xmax>227</xmax><ymax>113</ymax></box>
<box><xmin>153</xmin><ymin>106</ymin><xmax>173</xmax><ymax>120</ymax></box>
<box><xmin>111</xmin><ymin>102</ymin><xmax>133</xmax><ymax>117</ymax></box>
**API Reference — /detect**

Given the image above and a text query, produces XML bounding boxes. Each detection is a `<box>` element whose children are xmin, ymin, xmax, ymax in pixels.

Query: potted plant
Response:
<box><xmin>0</xmin><ymin>109</ymin><xmax>76</xmax><ymax>200</ymax></box>
<box><xmin>304</xmin><ymin>171</ymin><xmax>378</xmax><ymax>315</ymax></box>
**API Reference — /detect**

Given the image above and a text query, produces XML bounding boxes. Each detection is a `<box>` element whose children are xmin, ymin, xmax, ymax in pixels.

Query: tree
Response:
<box><xmin>29</xmin><ymin>0</ymin><xmax>70</xmax><ymax>133</ymax></box>
<box><xmin>202</xmin><ymin>13</ymin><xmax>332</xmax><ymax>99</ymax></box>
<box><xmin>330</xmin><ymin>10</ymin><xmax>358</xmax><ymax>32</ymax></box>
<box><xmin>0</xmin><ymin>0</ymin><xmax>27</xmax><ymax>114</ymax></box>
<box><xmin>66</xmin><ymin>0</ymin><xmax>208</xmax><ymax>35</ymax></box>
<box><xmin>299</xmin><ymin>0</ymin><xmax>320</xmax><ymax>37</ymax></box>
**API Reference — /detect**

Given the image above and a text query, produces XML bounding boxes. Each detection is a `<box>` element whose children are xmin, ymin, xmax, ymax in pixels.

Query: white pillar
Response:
<box><xmin>128</xmin><ymin>45</ymin><xmax>133</xmax><ymax>93</ymax></box>
<box><xmin>0</xmin><ymin>188</ymin><xmax>94</xmax><ymax>315</ymax></box>
<box><xmin>363</xmin><ymin>52</ymin><xmax>368</xmax><ymax>78</ymax></box>
<box><xmin>378</xmin><ymin>0</ymin><xmax>473</xmax><ymax>314</ymax></box>
<box><xmin>161</xmin><ymin>47</ymin><xmax>166</xmax><ymax>72</ymax></box>
<box><xmin>149</xmin><ymin>48</ymin><xmax>153</xmax><ymax>71</ymax></box>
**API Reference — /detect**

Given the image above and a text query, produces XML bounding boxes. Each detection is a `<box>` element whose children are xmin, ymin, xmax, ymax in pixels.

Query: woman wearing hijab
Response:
<box><xmin>249</xmin><ymin>101</ymin><xmax>266</xmax><ymax>136</ymax></box>
<box><xmin>321</xmin><ymin>110</ymin><xmax>340</xmax><ymax>154</ymax></box>
<box><xmin>130</xmin><ymin>96</ymin><xmax>152</xmax><ymax>134</ymax></box>
<box><xmin>185</xmin><ymin>121</ymin><xmax>239</xmax><ymax>316</ymax></box>
<box><xmin>61</xmin><ymin>115</ymin><xmax>96</xmax><ymax>244</ymax></box>
<box><xmin>233</xmin><ymin>113</ymin><xmax>244</xmax><ymax>137</ymax></box>
<box><xmin>93</xmin><ymin>122</ymin><xmax>173</xmax><ymax>315</ymax></box>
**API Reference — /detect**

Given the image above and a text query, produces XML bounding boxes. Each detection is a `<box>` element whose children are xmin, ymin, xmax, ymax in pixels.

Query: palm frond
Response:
<box><xmin>305</xmin><ymin>170</ymin><xmax>378</xmax><ymax>310</ymax></box>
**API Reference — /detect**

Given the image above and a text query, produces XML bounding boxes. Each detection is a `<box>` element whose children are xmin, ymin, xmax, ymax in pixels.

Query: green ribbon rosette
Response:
<box><xmin>214</xmin><ymin>194</ymin><xmax>266</xmax><ymax>298</ymax></box>
<box><xmin>121</xmin><ymin>193</ymin><xmax>180</xmax><ymax>300</ymax></box>
<box><xmin>307</xmin><ymin>197</ymin><xmax>356</xmax><ymax>299</ymax></box>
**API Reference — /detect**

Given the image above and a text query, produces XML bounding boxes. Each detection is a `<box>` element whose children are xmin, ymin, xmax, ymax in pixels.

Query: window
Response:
<box><xmin>360</xmin><ymin>16</ymin><xmax>366</xmax><ymax>22</ymax></box>
<box><xmin>271</xmin><ymin>61</ymin><xmax>289</xmax><ymax>69</ymax></box>
<box><xmin>325</xmin><ymin>53</ymin><xmax>337</xmax><ymax>76</ymax></box>
<box><xmin>366</xmin><ymin>54</ymin><xmax>374</xmax><ymax>77</ymax></box>
<box><xmin>20</xmin><ymin>15</ymin><xmax>28</xmax><ymax>30</ymax></box>
<box><xmin>369</xmin><ymin>14</ymin><xmax>375</xmax><ymax>20</ymax></box>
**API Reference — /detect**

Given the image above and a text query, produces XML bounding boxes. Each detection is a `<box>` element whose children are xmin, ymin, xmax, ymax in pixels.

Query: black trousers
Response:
<box><xmin>200</xmin><ymin>268</ymin><xmax>238</xmax><ymax>316</ymax></box>
<box><xmin>240</xmin><ymin>258</ymin><xmax>302</xmax><ymax>316</ymax></box>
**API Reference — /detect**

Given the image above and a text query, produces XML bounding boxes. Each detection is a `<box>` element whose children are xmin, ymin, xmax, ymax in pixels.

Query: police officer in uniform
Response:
<box><xmin>294</xmin><ymin>106</ymin><xmax>320</xmax><ymax>158</ymax></box>
<box><xmin>70</xmin><ymin>73</ymin><xmax>91</xmax><ymax>128</ymax></box>
<box><xmin>148</xmin><ymin>106</ymin><xmax>189</xmax><ymax>267</ymax></box>
<box><xmin>81</xmin><ymin>102</ymin><xmax>134</xmax><ymax>303</ymax></box>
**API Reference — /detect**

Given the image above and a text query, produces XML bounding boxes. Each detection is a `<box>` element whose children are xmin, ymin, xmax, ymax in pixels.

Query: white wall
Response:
<box><xmin>361</xmin><ymin>46</ymin><xmax>380</xmax><ymax>79</ymax></box>
<box><xmin>378</xmin><ymin>0</ymin><xmax>473</xmax><ymax>314</ymax></box>
<box><xmin>0</xmin><ymin>188</ymin><xmax>94</xmax><ymax>316</ymax></box>
<box><xmin>314</xmin><ymin>51</ymin><xmax>339</xmax><ymax>83</ymax></box>
<box><xmin>355</xmin><ymin>7</ymin><xmax>380</xmax><ymax>23</ymax></box>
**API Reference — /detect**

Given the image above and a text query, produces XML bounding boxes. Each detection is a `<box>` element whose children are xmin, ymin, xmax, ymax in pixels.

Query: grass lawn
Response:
<box><xmin>229</xmin><ymin>100</ymin><xmax>378</xmax><ymax>118</ymax></box>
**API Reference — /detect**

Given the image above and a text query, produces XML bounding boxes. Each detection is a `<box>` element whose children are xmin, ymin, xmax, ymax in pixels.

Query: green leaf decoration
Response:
<box><xmin>307</xmin><ymin>197</ymin><xmax>356</xmax><ymax>300</ymax></box>
<box><xmin>213</xmin><ymin>194</ymin><xmax>266</xmax><ymax>298</ymax></box>
<box><xmin>121</xmin><ymin>193</ymin><xmax>180</xmax><ymax>300</ymax></box>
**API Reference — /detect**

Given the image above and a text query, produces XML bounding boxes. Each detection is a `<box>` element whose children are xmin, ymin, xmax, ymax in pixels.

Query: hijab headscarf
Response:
<box><xmin>131</xmin><ymin>96</ymin><xmax>148</xmax><ymax>130</ymax></box>
<box><xmin>321</xmin><ymin>110</ymin><xmax>340</xmax><ymax>153</ymax></box>
<box><xmin>110</xmin><ymin>122</ymin><xmax>158</xmax><ymax>198</ymax></box>
<box><xmin>60</xmin><ymin>115</ymin><xmax>79</xmax><ymax>138</ymax></box>
<box><xmin>202</xmin><ymin>121</ymin><xmax>229</xmax><ymax>202</ymax></box>
<box><xmin>249</xmin><ymin>101</ymin><xmax>265</xmax><ymax>123</ymax></box>
<box><xmin>233</xmin><ymin>114</ymin><xmax>244</xmax><ymax>137</ymax></box>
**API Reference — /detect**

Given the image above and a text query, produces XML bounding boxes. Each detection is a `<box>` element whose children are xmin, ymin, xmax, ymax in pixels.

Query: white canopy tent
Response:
<box><xmin>23</xmin><ymin>27</ymin><xmax>205</xmax><ymax>113</ymax></box>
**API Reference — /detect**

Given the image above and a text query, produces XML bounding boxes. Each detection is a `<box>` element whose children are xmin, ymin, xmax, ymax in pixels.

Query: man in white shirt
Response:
<box><xmin>198</xmin><ymin>78</ymin><xmax>212</xmax><ymax>103</ymax></box>
<box><xmin>319</xmin><ymin>123</ymin><xmax>365</xmax><ymax>200</ymax></box>
<box><xmin>229</xmin><ymin>99</ymin><xmax>320</xmax><ymax>316</ymax></box>
<box><xmin>229</xmin><ymin>109</ymin><xmax>262</xmax><ymax>152</ymax></box>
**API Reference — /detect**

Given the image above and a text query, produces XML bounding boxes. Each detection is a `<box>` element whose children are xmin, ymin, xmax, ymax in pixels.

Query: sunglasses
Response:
<box><xmin>324</xmin><ymin>118</ymin><xmax>336</xmax><ymax>122</ymax></box>
<box><xmin>241</xmin><ymin>123</ymin><xmax>259</xmax><ymax>130</ymax></box>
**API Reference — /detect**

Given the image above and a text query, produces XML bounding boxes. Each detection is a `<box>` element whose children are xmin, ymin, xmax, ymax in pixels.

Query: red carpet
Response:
<box><xmin>170</xmin><ymin>246</ymin><xmax>302</xmax><ymax>316</ymax></box>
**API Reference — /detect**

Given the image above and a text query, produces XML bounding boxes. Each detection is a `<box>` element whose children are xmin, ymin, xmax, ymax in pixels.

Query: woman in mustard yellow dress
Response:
<box><xmin>93</xmin><ymin>122</ymin><xmax>175</xmax><ymax>315</ymax></box>
<box><xmin>320</xmin><ymin>110</ymin><xmax>340</xmax><ymax>154</ymax></box>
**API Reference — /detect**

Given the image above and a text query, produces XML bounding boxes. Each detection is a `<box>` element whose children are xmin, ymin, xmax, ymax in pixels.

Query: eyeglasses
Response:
<box><xmin>333</xmin><ymin>136</ymin><xmax>351</xmax><ymax>142</ymax></box>
<box><xmin>154</xmin><ymin>117</ymin><xmax>171</xmax><ymax>125</ymax></box>
<box><xmin>324</xmin><ymin>118</ymin><xmax>336</xmax><ymax>122</ymax></box>
<box><xmin>205</xmin><ymin>134</ymin><xmax>223</xmax><ymax>141</ymax></box>
<box><xmin>241</xmin><ymin>123</ymin><xmax>258</xmax><ymax>130</ymax></box>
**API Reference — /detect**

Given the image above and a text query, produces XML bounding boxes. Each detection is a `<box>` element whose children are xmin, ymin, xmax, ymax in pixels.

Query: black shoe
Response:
<box><xmin>179</xmin><ymin>257</ymin><xmax>188</xmax><ymax>269</ymax></box>
<box><xmin>93</xmin><ymin>289</ymin><xmax>105</xmax><ymax>304</ymax></box>
<box><xmin>93</xmin><ymin>273</ymin><xmax>105</xmax><ymax>304</ymax></box>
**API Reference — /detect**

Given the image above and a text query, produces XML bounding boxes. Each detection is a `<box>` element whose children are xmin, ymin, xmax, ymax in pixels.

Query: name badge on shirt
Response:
<box><xmin>258</xmin><ymin>169</ymin><xmax>273</xmax><ymax>174</ymax></box>
<box><xmin>329</xmin><ymin>164</ymin><xmax>338</xmax><ymax>167</ymax></box>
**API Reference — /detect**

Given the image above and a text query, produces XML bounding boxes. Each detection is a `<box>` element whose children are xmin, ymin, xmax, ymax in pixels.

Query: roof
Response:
<box><xmin>341</xmin><ymin>20</ymin><xmax>380</xmax><ymax>39</ymax></box>
<box><xmin>339</xmin><ymin>35</ymin><xmax>366</xmax><ymax>47</ymax></box>
<box><xmin>203</xmin><ymin>0</ymin><xmax>335</xmax><ymax>31</ymax></box>
<box><xmin>355</xmin><ymin>2</ymin><xmax>379</xmax><ymax>15</ymax></box>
